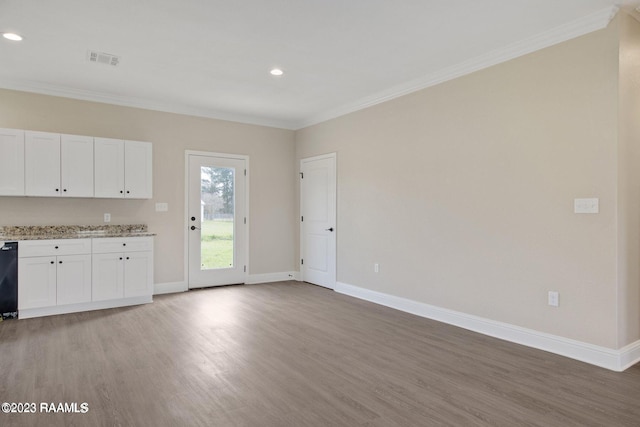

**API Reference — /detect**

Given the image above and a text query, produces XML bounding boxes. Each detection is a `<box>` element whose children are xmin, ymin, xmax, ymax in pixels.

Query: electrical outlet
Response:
<box><xmin>104</xmin><ymin>213</ymin><xmax>111</xmax><ymax>223</ymax></box>
<box><xmin>548</xmin><ymin>291</ymin><xmax>559</xmax><ymax>307</ymax></box>
<box><xmin>155</xmin><ymin>202</ymin><xmax>168</xmax><ymax>212</ymax></box>
<box><xmin>374</xmin><ymin>263</ymin><xmax>379</xmax><ymax>273</ymax></box>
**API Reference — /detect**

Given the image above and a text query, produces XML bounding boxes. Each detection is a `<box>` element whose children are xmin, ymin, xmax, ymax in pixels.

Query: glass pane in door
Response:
<box><xmin>200</xmin><ymin>166</ymin><xmax>234</xmax><ymax>270</ymax></box>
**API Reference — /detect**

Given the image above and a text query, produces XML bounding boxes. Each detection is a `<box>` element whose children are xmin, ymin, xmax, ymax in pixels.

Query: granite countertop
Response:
<box><xmin>0</xmin><ymin>224</ymin><xmax>156</xmax><ymax>241</ymax></box>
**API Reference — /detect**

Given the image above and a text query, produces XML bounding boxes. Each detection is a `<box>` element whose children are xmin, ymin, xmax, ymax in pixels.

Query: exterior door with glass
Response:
<box><xmin>187</xmin><ymin>153</ymin><xmax>247</xmax><ymax>288</ymax></box>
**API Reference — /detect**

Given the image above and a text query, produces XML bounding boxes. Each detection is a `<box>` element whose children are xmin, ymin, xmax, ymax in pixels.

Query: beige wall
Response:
<box><xmin>0</xmin><ymin>89</ymin><xmax>297</xmax><ymax>284</ymax></box>
<box><xmin>296</xmin><ymin>18</ymin><xmax>623</xmax><ymax>348</ymax></box>
<box><xmin>618</xmin><ymin>13</ymin><xmax>640</xmax><ymax>347</ymax></box>
<box><xmin>1</xmin><ymin>14</ymin><xmax>637</xmax><ymax>350</ymax></box>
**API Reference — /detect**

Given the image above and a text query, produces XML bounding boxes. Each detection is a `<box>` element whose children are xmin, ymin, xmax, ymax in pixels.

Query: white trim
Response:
<box><xmin>245</xmin><ymin>271</ymin><xmax>299</xmax><ymax>284</ymax></box>
<box><xmin>19</xmin><ymin>296</ymin><xmax>152</xmax><ymax>319</ymax></box>
<box><xmin>619</xmin><ymin>340</ymin><xmax>640</xmax><ymax>371</ymax></box>
<box><xmin>300</xmin><ymin>153</ymin><xmax>337</xmax><ymax>289</ymax></box>
<box><xmin>0</xmin><ymin>78</ymin><xmax>298</xmax><ymax>130</ymax></box>
<box><xmin>154</xmin><ymin>281</ymin><xmax>188</xmax><ymax>295</ymax></box>
<box><xmin>335</xmin><ymin>281</ymin><xmax>639</xmax><ymax>372</ymax></box>
<box><xmin>297</xmin><ymin>6</ymin><xmax>619</xmax><ymax>129</ymax></box>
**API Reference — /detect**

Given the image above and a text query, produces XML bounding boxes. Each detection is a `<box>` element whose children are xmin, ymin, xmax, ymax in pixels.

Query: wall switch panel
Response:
<box><xmin>104</xmin><ymin>213</ymin><xmax>111</xmax><ymax>223</ymax></box>
<box><xmin>374</xmin><ymin>263</ymin><xmax>379</xmax><ymax>273</ymax></box>
<box><xmin>548</xmin><ymin>291</ymin><xmax>559</xmax><ymax>307</ymax></box>
<box><xmin>574</xmin><ymin>198</ymin><xmax>599</xmax><ymax>214</ymax></box>
<box><xmin>155</xmin><ymin>202</ymin><xmax>169</xmax><ymax>212</ymax></box>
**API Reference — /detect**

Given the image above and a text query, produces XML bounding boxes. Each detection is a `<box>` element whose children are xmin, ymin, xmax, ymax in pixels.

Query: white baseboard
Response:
<box><xmin>154</xmin><ymin>281</ymin><xmax>188</xmax><ymax>295</ymax></box>
<box><xmin>620</xmin><ymin>341</ymin><xmax>640</xmax><ymax>371</ymax></box>
<box><xmin>154</xmin><ymin>273</ymin><xmax>300</xmax><ymax>294</ymax></box>
<box><xmin>245</xmin><ymin>271</ymin><xmax>299</xmax><ymax>284</ymax></box>
<box><xmin>335</xmin><ymin>281</ymin><xmax>640</xmax><ymax>372</ymax></box>
<box><xmin>19</xmin><ymin>296</ymin><xmax>152</xmax><ymax>319</ymax></box>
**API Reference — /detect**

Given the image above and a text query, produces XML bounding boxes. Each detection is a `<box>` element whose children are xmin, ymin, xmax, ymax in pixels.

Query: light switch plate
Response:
<box><xmin>155</xmin><ymin>202</ymin><xmax>168</xmax><ymax>212</ymax></box>
<box><xmin>574</xmin><ymin>198</ymin><xmax>599</xmax><ymax>214</ymax></box>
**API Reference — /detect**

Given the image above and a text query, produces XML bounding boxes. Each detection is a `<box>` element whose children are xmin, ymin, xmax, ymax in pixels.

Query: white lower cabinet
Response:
<box><xmin>18</xmin><ymin>256</ymin><xmax>57</xmax><ymax>310</ymax></box>
<box><xmin>92</xmin><ymin>253</ymin><xmax>125</xmax><ymax>301</ymax></box>
<box><xmin>56</xmin><ymin>254</ymin><xmax>92</xmax><ymax>305</ymax></box>
<box><xmin>92</xmin><ymin>237</ymin><xmax>153</xmax><ymax>301</ymax></box>
<box><xmin>18</xmin><ymin>236</ymin><xmax>153</xmax><ymax>318</ymax></box>
<box><xmin>19</xmin><ymin>240</ymin><xmax>92</xmax><ymax>310</ymax></box>
<box><xmin>124</xmin><ymin>251</ymin><xmax>153</xmax><ymax>298</ymax></box>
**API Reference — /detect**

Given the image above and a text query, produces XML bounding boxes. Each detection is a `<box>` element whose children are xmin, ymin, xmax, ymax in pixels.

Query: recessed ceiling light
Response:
<box><xmin>2</xmin><ymin>33</ymin><xmax>23</xmax><ymax>41</ymax></box>
<box><xmin>270</xmin><ymin>68</ymin><xmax>284</xmax><ymax>76</ymax></box>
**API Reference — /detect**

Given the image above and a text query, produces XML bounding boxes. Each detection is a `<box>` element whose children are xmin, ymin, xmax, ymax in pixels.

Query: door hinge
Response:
<box><xmin>244</xmin><ymin>265</ymin><xmax>246</xmax><ymax>273</ymax></box>
<box><xmin>300</xmin><ymin>172</ymin><xmax>304</xmax><ymax>179</ymax></box>
<box><xmin>301</xmin><ymin>215</ymin><xmax>303</xmax><ymax>222</ymax></box>
<box><xmin>301</xmin><ymin>259</ymin><xmax>304</xmax><ymax>265</ymax></box>
<box><xmin>244</xmin><ymin>169</ymin><xmax>247</xmax><ymax>176</ymax></box>
<box><xmin>244</xmin><ymin>217</ymin><xmax>246</xmax><ymax>225</ymax></box>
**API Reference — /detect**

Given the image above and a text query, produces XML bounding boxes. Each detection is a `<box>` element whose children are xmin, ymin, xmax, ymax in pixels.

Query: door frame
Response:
<box><xmin>299</xmin><ymin>152</ymin><xmax>337</xmax><ymax>288</ymax></box>
<box><xmin>184</xmin><ymin>150</ymin><xmax>250</xmax><ymax>288</ymax></box>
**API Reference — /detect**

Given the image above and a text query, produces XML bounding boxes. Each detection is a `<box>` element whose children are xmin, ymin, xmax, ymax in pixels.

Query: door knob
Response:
<box><xmin>325</xmin><ymin>227</ymin><xmax>334</xmax><ymax>232</ymax></box>
<box><xmin>190</xmin><ymin>225</ymin><xmax>201</xmax><ymax>231</ymax></box>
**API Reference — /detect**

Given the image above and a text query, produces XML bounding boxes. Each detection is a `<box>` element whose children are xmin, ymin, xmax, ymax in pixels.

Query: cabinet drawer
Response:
<box><xmin>19</xmin><ymin>239</ymin><xmax>92</xmax><ymax>257</ymax></box>
<box><xmin>92</xmin><ymin>236</ymin><xmax>153</xmax><ymax>254</ymax></box>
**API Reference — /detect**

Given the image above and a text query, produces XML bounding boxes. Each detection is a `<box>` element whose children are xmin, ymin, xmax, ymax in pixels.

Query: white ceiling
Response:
<box><xmin>0</xmin><ymin>0</ymin><xmax>636</xmax><ymax>130</ymax></box>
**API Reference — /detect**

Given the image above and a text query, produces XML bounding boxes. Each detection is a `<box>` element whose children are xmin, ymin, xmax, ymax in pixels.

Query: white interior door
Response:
<box><xmin>188</xmin><ymin>153</ymin><xmax>247</xmax><ymax>288</ymax></box>
<box><xmin>300</xmin><ymin>153</ymin><xmax>336</xmax><ymax>289</ymax></box>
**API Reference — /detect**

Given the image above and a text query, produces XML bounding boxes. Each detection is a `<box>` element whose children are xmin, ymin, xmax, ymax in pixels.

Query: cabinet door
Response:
<box><xmin>25</xmin><ymin>131</ymin><xmax>61</xmax><ymax>197</ymax></box>
<box><xmin>94</xmin><ymin>138</ymin><xmax>125</xmax><ymax>198</ymax></box>
<box><xmin>92</xmin><ymin>253</ymin><xmax>124</xmax><ymax>301</ymax></box>
<box><xmin>124</xmin><ymin>140</ymin><xmax>152</xmax><ymax>199</ymax></box>
<box><xmin>18</xmin><ymin>257</ymin><xmax>57</xmax><ymax>309</ymax></box>
<box><xmin>61</xmin><ymin>134</ymin><xmax>94</xmax><ymax>197</ymax></box>
<box><xmin>56</xmin><ymin>254</ymin><xmax>92</xmax><ymax>305</ymax></box>
<box><xmin>124</xmin><ymin>251</ymin><xmax>153</xmax><ymax>298</ymax></box>
<box><xmin>0</xmin><ymin>128</ymin><xmax>25</xmax><ymax>196</ymax></box>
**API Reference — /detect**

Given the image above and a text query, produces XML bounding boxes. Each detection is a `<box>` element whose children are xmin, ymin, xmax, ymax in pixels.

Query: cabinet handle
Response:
<box><xmin>54</xmin><ymin>246</ymin><xmax>59</xmax><ymax>249</ymax></box>
<box><xmin>50</xmin><ymin>261</ymin><xmax>54</xmax><ymax>264</ymax></box>
<box><xmin>55</xmin><ymin>188</ymin><xmax>59</xmax><ymax>192</ymax></box>
<box><xmin>63</xmin><ymin>189</ymin><xmax>67</xmax><ymax>192</ymax></box>
<box><xmin>126</xmin><ymin>257</ymin><xmax>130</xmax><ymax>260</ymax></box>
<box><xmin>120</xmin><ymin>190</ymin><xmax>124</xmax><ymax>194</ymax></box>
<box><xmin>59</xmin><ymin>261</ymin><xmax>62</xmax><ymax>264</ymax></box>
<box><xmin>123</xmin><ymin>243</ymin><xmax>126</xmax><ymax>246</ymax></box>
<box><xmin>119</xmin><ymin>257</ymin><xmax>123</xmax><ymax>260</ymax></box>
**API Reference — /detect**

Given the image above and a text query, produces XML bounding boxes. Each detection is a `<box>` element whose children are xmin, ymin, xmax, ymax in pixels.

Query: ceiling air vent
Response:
<box><xmin>87</xmin><ymin>50</ymin><xmax>120</xmax><ymax>67</ymax></box>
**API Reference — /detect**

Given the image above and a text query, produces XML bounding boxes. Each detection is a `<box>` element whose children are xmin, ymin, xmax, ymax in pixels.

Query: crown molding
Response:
<box><xmin>0</xmin><ymin>5</ymin><xmax>619</xmax><ymax>132</ymax></box>
<box><xmin>295</xmin><ymin>5</ymin><xmax>619</xmax><ymax>130</ymax></box>
<box><xmin>0</xmin><ymin>79</ymin><xmax>299</xmax><ymax>130</ymax></box>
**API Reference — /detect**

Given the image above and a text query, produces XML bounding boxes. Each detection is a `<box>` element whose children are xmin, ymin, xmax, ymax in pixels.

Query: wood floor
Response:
<box><xmin>1</xmin><ymin>281</ymin><xmax>639</xmax><ymax>426</ymax></box>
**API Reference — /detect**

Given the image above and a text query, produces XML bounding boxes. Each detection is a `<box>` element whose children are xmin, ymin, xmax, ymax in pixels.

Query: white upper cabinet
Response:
<box><xmin>124</xmin><ymin>140</ymin><xmax>153</xmax><ymax>199</ymax></box>
<box><xmin>94</xmin><ymin>138</ymin><xmax>152</xmax><ymax>199</ymax></box>
<box><xmin>0</xmin><ymin>128</ymin><xmax>25</xmax><ymax>196</ymax></box>
<box><xmin>61</xmin><ymin>134</ymin><xmax>94</xmax><ymax>197</ymax></box>
<box><xmin>25</xmin><ymin>131</ymin><xmax>94</xmax><ymax>197</ymax></box>
<box><xmin>0</xmin><ymin>128</ymin><xmax>152</xmax><ymax>200</ymax></box>
<box><xmin>94</xmin><ymin>137</ymin><xmax>125</xmax><ymax>198</ymax></box>
<box><xmin>25</xmin><ymin>131</ymin><xmax>61</xmax><ymax>197</ymax></box>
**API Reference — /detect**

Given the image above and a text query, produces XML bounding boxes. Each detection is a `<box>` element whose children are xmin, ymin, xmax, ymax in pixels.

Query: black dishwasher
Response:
<box><xmin>0</xmin><ymin>242</ymin><xmax>18</xmax><ymax>319</ymax></box>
